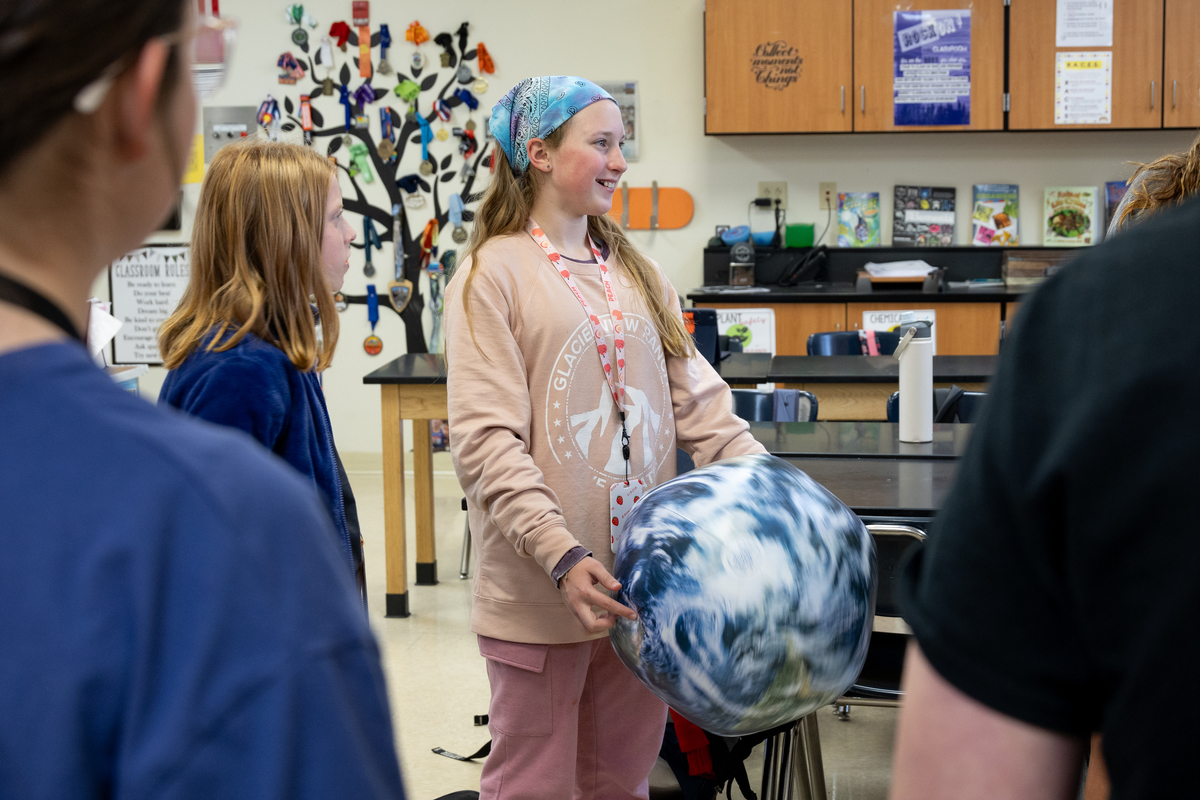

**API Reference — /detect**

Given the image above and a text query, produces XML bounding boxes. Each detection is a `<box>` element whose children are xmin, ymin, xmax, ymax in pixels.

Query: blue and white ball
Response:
<box><xmin>609</xmin><ymin>453</ymin><xmax>875</xmax><ymax>736</ymax></box>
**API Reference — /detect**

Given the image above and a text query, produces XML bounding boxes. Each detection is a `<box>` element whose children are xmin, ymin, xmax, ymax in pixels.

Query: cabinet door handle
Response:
<box><xmin>841</xmin><ymin>85</ymin><xmax>845</xmax><ymax>113</ymax></box>
<box><xmin>1174</xmin><ymin>79</ymin><xmax>1178</xmax><ymax>109</ymax></box>
<box><xmin>860</xmin><ymin>85</ymin><xmax>866</xmax><ymax>113</ymax></box>
<box><xmin>835</xmin><ymin>323</ymin><xmax>842</xmax><ymax>331</ymax></box>
<box><xmin>1152</xmin><ymin>80</ymin><xmax>1156</xmax><ymax>110</ymax></box>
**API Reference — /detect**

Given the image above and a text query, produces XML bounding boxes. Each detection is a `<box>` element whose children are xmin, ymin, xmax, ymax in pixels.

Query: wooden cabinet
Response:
<box><xmin>852</xmin><ymin>0</ymin><xmax>1005</xmax><ymax>132</ymax></box>
<box><xmin>847</xmin><ymin>302</ymin><xmax>1000</xmax><ymax>355</ymax></box>
<box><xmin>705</xmin><ymin>0</ymin><xmax>852</xmax><ymax>133</ymax></box>
<box><xmin>697</xmin><ymin>303</ymin><xmax>846</xmax><ymax>355</ymax></box>
<box><xmin>1009</xmin><ymin>0</ymin><xmax>1164</xmax><ymax>130</ymax></box>
<box><xmin>698</xmin><ymin>301</ymin><xmax>1001</xmax><ymax>356</ymax></box>
<box><xmin>1163</xmin><ymin>0</ymin><xmax>1200</xmax><ymax>129</ymax></box>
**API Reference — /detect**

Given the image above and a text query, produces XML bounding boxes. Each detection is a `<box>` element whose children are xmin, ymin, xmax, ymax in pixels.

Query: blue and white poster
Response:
<box><xmin>893</xmin><ymin>10</ymin><xmax>971</xmax><ymax>127</ymax></box>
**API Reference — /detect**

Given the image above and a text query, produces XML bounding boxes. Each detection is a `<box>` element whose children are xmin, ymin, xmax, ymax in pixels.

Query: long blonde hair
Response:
<box><xmin>460</xmin><ymin>129</ymin><xmax>694</xmax><ymax>359</ymax></box>
<box><xmin>159</xmin><ymin>140</ymin><xmax>339</xmax><ymax>371</ymax></box>
<box><xmin>1118</xmin><ymin>131</ymin><xmax>1200</xmax><ymax>229</ymax></box>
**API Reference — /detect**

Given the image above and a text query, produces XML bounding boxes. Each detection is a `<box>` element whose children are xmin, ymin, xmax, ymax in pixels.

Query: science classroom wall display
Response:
<box><xmin>109</xmin><ymin>246</ymin><xmax>191</xmax><ymax>365</ymax></box>
<box><xmin>262</xmin><ymin>4</ymin><xmax>500</xmax><ymax>356</ymax></box>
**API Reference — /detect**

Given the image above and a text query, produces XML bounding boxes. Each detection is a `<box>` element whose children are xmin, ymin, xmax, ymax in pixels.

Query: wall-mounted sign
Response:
<box><xmin>597</xmin><ymin>81</ymin><xmax>639</xmax><ymax>162</ymax></box>
<box><xmin>715</xmin><ymin>308</ymin><xmax>776</xmax><ymax>355</ymax></box>
<box><xmin>893</xmin><ymin>10</ymin><xmax>971</xmax><ymax>127</ymax></box>
<box><xmin>862</xmin><ymin>308</ymin><xmax>938</xmax><ymax>355</ymax></box>
<box><xmin>1056</xmin><ymin>0</ymin><xmax>1113</xmax><ymax>48</ymax></box>
<box><xmin>751</xmin><ymin>41</ymin><xmax>802</xmax><ymax>91</ymax></box>
<box><xmin>1054</xmin><ymin>51</ymin><xmax>1112</xmax><ymax>125</ymax></box>
<box><xmin>109</xmin><ymin>246</ymin><xmax>190</xmax><ymax>365</ymax></box>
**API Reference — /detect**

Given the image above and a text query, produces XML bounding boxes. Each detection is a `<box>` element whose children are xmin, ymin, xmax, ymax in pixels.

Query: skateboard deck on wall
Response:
<box><xmin>607</xmin><ymin>182</ymin><xmax>694</xmax><ymax>230</ymax></box>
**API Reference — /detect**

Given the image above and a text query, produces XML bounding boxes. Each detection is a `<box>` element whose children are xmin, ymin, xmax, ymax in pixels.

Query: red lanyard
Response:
<box><xmin>527</xmin><ymin>218</ymin><xmax>632</xmax><ymax>474</ymax></box>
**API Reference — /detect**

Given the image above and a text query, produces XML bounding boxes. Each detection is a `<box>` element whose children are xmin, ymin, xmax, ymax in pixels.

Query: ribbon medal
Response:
<box><xmin>377</xmin><ymin>24</ymin><xmax>393</xmax><ymax>75</ymax></box>
<box><xmin>364</xmin><ymin>284</ymin><xmax>382</xmax><ymax>355</ymax></box>
<box><xmin>363</xmin><ymin>216</ymin><xmax>382</xmax><ymax>276</ymax></box>
<box><xmin>406</xmin><ymin>21</ymin><xmax>428</xmax><ymax>70</ymax></box>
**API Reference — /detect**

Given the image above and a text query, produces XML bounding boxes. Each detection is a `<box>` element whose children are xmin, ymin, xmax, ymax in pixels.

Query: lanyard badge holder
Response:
<box><xmin>526</xmin><ymin>220</ymin><xmax>645</xmax><ymax>553</ymax></box>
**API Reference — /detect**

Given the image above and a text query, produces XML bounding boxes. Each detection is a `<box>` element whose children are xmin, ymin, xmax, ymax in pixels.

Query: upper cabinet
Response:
<box><xmin>706</xmin><ymin>0</ymin><xmax>1182</xmax><ymax>135</ymax></box>
<box><xmin>1163</xmin><ymin>0</ymin><xmax>1200</xmax><ymax>129</ymax></box>
<box><xmin>853</xmin><ymin>0</ymin><xmax>1005</xmax><ymax>132</ymax></box>
<box><xmin>1009</xmin><ymin>0</ymin><xmax>1163</xmax><ymax>130</ymax></box>
<box><xmin>705</xmin><ymin>0</ymin><xmax>852</xmax><ymax>134</ymax></box>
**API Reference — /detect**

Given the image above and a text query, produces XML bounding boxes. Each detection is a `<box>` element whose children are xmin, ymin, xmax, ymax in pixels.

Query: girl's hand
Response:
<box><xmin>559</xmin><ymin>556</ymin><xmax>638</xmax><ymax>633</ymax></box>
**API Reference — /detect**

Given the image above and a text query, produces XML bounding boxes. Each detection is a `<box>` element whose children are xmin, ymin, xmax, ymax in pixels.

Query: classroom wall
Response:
<box><xmin>126</xmin><ymin>0</ymin><xmax>1195</xmax><ymax>454</ymax></box>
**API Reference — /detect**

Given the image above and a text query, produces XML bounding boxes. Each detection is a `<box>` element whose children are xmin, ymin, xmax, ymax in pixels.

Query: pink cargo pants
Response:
<box><xmin>477</xmin><ymin>635</ymin><xmax>669</xmax><ymax>800</ymax></box>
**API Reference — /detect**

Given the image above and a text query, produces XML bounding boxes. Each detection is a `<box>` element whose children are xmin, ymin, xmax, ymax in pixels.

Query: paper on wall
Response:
<box><xmin>715</xmin><ymin>308</ymin><xmax>775</xmax><ymax>355</ymax></box>
<box><xmin>1054</xmin><ymin>51</ymin><xmax>1112</xmax><ymax>125</ymax></box>
<box><xmin>1056</xmin><ymin>0</ymin><xmax>1113</xmax><ymax>48</ymax></box>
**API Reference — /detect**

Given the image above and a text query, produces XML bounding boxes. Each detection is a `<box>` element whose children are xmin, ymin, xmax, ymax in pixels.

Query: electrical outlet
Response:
<box><xmin>819</xmin><ymin>182</ymin><xmax>837</xmax><ymax>210</ymax></box>
<box><xmin>757</xmin><ymin>181</ymin><xmax>788</xmax><ymax>210</ymax></box>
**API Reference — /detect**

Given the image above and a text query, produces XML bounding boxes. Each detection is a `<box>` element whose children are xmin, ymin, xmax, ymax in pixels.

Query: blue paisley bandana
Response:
<box><xmin>489</xmin><ymin>76</ymin><xmax>615</xmax><ymax>176</ymax></box>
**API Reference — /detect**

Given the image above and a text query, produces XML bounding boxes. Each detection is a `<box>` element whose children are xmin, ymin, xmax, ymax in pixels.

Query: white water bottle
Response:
<box><xmin>894</xmin><ymin>314</ymin><xmax>933</xmax><ymax>443</ymax></box>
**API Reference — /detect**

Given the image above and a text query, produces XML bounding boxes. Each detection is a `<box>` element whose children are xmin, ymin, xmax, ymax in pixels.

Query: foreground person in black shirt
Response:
<box><xmin>892</xmin><ymin>196</ymin><xmax>1200</xmax><ymax>799</ymax></box>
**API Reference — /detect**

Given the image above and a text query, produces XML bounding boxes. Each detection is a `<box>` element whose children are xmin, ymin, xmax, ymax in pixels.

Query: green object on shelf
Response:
<box><xmin>785</xmin><ymin>223</ymin><xmax>815</xmax><ymax>248</ymax></box>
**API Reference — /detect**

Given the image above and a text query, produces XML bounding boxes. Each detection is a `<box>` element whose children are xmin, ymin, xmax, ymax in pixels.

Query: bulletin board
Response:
<box><xmin>109</xmin><ymin>245</ymin><xmax>190</xmax><ymax>364</ymax></box>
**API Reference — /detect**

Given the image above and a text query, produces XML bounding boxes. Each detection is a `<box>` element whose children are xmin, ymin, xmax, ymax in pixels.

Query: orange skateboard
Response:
<box><xmin>606</xmin><ymin>182</ymin><xmax>694</xmax><ymax>230</ymax></box>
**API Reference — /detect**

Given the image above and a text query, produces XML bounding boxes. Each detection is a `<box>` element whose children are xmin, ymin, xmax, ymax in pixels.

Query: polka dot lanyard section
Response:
<box><xmin>527</xmin><ymin>218</ymin><xmax>632</xmax><ymax>476</ymax></box>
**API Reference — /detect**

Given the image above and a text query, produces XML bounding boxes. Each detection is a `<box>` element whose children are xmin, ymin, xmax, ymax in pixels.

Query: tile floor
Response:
<box><xmin>348</xmin><ymin>453</ymin><xmax>896</xmax><ymax>800</ymax></box>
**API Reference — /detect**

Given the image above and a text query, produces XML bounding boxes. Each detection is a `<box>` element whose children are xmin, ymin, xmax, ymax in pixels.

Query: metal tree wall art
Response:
<box><xmin>273</xmin><ymin>17</ymin><xmax>494</xmax><ymax>353</ymax></box>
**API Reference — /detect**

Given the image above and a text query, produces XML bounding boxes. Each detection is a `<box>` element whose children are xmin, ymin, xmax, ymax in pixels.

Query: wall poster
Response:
<box><xmin>109</xmin><ymin>245</ymin><xmax>190</xmax><ymax>364</ymax></box>
<box><xmin>1054</xmin><ymin>52</ymin><xmax>1112</xmax><ymax>125</ymax></box>
<box><xmin>893</xmin><ymin>10</ymin><xmax>971</xmax><ymax>127</ymax></box>
<box><xmin>1055</xmin><ymin>0</ymin><xmax>1113</xmax><ymax>48</ymax></box>
<box><xmin>715</xmin><ymin>308</ymin><xmax>775</xmax><ymax>356</ymax></box>
<box><xmin>597</xmin><ymin>81</ymin><xmax>639</xmax><ymax>162</ymax></box>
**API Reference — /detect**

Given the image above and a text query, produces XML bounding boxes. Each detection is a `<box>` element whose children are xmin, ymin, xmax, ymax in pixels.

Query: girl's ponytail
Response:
<box><xmin>1118</xmin><ymin>131</ymin><xmax>1200</xmax><ymax>229</ymax></box>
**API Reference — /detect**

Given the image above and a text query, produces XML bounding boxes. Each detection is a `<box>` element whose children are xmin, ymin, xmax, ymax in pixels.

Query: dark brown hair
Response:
<box><xmin>1117</xmin><ymin>131</ymin><xmax>1200</xmax><ymax>229</ymax></box>
<box><xmin>0</xmin><ymin>0</ymin><xmax>186</xmax><ymax>177</ymax></box>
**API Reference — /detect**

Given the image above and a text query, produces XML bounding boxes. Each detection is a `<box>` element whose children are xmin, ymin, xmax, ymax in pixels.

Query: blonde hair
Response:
<box><xmin>159</xmin><ymin>139</ymin><xmax>339</xmax><ymax>371</ymax></box>
<box><xmin>460</xmin><ymin>128</ymin><xmax>694</xmax><ymax>359</ymax></box>
<box><xmin>1117</xmin><ymin>131</ymin><xmax>1200</xmax><ymax>229</ymax></box>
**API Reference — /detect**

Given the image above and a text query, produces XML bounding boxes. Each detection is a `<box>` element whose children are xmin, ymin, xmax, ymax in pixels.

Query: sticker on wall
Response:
<box><xmin>750</xmin><ymin>41</ymin><xmax>802</xmax><ymax>92</ymax></box>
<box><xmin>893</xmin><ymin>10</ymin><xmax>971</xmax><ymax>127</ymax></box>
<box><xmin>183</xmin><ymin>134</ymin><xmax>205</xmax><ymax>184</ymax></box>
<box><xmin>1054</xmin><ymin>52</ymin><xmax>1112</xmax><ymax>125</ymax></box>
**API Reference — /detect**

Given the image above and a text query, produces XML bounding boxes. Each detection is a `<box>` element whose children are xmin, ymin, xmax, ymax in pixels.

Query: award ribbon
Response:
<box><xmin>377</xmin><ymin>24</ymin><xmax>392</xmax><ymax>74</ymax></box>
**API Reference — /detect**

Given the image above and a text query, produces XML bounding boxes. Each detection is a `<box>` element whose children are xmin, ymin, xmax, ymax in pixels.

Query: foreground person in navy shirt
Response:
<box><xmin>0</xmin><ymin>0</ymin><xmax>405</xmax><ymax>796</ymax></box>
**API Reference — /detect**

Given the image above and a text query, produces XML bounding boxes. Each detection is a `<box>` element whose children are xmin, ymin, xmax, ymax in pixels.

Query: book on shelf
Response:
<box><xmin>892</xmin><ymin>185</ymin><xmax>956</xmax><ymax>246</ymax></box>
<box><xmin>1104</xmin><ymin>179</ymin><xmax>1130</xmax><ymax>235</ymax></box>
<box><xmin>1043</xmin><ymin>186</ymin><xmax>1098</xmax><ymax>247</ymax></box>
<box><xmin>971</xmin><ymin>184</ymin><xmax>1019</xmax><ymax>246</ymax></box>
<box><xmin>837</xmin><ymin>192</ymin><xmax>880</xmax><ymax>247</ymax></box>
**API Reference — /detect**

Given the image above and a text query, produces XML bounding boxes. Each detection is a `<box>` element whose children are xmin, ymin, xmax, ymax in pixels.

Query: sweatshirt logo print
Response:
<box><xmin>545</xmin><ymin>312</ymin><xmax>672</xmax><ymax>483</ymax></box>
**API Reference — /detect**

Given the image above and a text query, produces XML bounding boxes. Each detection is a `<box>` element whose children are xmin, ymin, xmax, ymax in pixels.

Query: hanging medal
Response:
<box><xmin>256</xmin><ymin>95</ymin><xmax>282</xmax><ymax>141</ymax></box>
<box><xmin>427</xmin><ymin>243</ymin><xmax>447</xmax><ymax>353</ymax></box>
<box><xmin>448</xmin><ymin>193</ymin><xmax>468</xmax><ymax>243</ymax></box>
<box><xmin>434</xmin><ymin>32</ymin><xmax>454</xmax><ymax>67</ymax></box>
<box><xmin>473</xmin><ymin>42</ymin><xmax>494</xmax><ymax>94</ymax></box>
<box><xmin>352</xmin><ymin>1</ymin><xmax>371</xmax><ymax>78</ymax></box>
<box><xmin>394</xmin><ymin>78</ymin><xmax>420</xmax><ymax>120</ymax></box>
<box><xmin>363</xmin><ymin>216</ymin><xmax>382</xmax><ymax>276</ymax></box>
<box><xmin>416</xmin><ymin>112</ymin><xmax>435</xmax><ymax>176</ymax></box>
<box><xmin>433</xmin><ymin>99</ymin><xmax>451</xmax><ymax>141</ymax></box>
<box><xmin>377</xmin><ymin>107</ymin><xmax>395</xmax><ymax>160</ymax></box>
<box><xmin>318</xmin><ymin>36</ymin><xmax>337</xmax><ymax>97</ymax></box>
<box><xmin>364</xmin><ymin>284</ymin><xmax>383</xmax><ymax>354</ymax></box>
<box><xmin>406</xmin><ymin>21</ymin><xmax>428</xmax><ymax>70</ymax></box>
<box><xmin>396</xmin><ymin>173</ymin><xmax>425</xmax><ymax>209</ymax></box>
<box><xmin>334</xmin><ymin>291</ymin><xmax>348</xmax><ymax>312</ymax></box>
<box><xmin>389</xmin><ymin>203</ymin><xmax>415</xmax><ymax>314</ymax></box>
<box><xmin>526</xmin><ymin>219</ymin><xmax>635</xmax><ymax>550</ymax></box>
<box><xmin>376</xmin><ymin>23</ymin><xmax>393</xmax><ymax>75</ymax></box>
<box><xmin>300</xmin><ymin>94</ymin><xmax>313</xmax><ymax>146</ymax></box>
<box><xmin>329</xmin><ymin>21</ymin><xmax>351</xmax><ymax>52</ymax></box>
<box><xmin>454</xmin><ymin>87</ymin><xmax>478</xmax><ymax>131</ymax></box>
<box><xmin>337</xmin><ymin>83</ymin><xmax>353</xmax><ymax>147</ymax></box>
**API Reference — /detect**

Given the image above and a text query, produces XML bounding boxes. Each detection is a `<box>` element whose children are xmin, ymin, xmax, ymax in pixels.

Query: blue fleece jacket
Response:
<box><xmin>160</xmin><ymin>331</ymin><xmax>356</xmax><ymax>577</ymax></box>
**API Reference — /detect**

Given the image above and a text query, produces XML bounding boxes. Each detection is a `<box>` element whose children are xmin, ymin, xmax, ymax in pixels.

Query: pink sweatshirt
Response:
<box><xmin>445</xmin><ymin>232</ymin><xmax>766</xmax><ymax>644</ymax></box>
